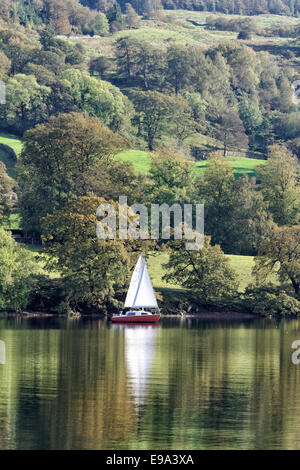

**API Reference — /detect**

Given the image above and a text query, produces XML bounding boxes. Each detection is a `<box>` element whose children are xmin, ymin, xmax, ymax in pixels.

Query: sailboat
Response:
<box><xmin>112</xmin><ymin>254</ymin><xmax>161</xmax><ymax>323</ymax></box>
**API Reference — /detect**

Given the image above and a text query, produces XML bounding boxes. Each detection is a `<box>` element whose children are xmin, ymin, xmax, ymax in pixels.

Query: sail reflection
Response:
<box><xmin>0</xmin><ymin>340</ymin><xmax>5</xmax><ymax>365</ymax></box>
<box><xmin>117</xmin><ymin>325</ymin><xmax>159</xmax><ymax>407</ymax></box>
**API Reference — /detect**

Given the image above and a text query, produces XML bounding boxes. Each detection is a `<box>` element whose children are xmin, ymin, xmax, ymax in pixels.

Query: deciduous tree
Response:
<box><xmin>41</xmin><ymin>197</ymin><xmax>131</xmax><ymax>312</ymax></box>
<box><xmin>17</xmin><ymin>112</ymin><xmax>128</xmax><ymax>232</ymax></box>
<box><xmin>196</xmin><ymin>153</ymin><xmax>237</xmax><ymax>251</ymax></box>
<box><xmin>0</xmin><ymin>74</ymin><xmax>51</xmax><ymax>135</ymax></box>
<box><xmin>0</xmin><ymin>50</ymin><xmax>11</xmax><ymax>79</ymax></box>
<box><xmin>60</xmin><ymin>68</ymin><xmax>134</xmax><ymax>131</ymax></box>
<box><xmin>149</xmin><ymin>150</ymin><xmax>194</xmax><ymax>205</ymax></box>
<box><xmin>125</xmin><ymin>3</ymin><xmax>140</xmax><ymax>28</ymax></box>
<box><xmin>0</xmin><ymin>227</ymin><xmax>38</xmax><ymax>312</ymax></box>
<box><xmin>255</xmin><ymin>225</ymin><xmax>300</xmax><ymax>298</ymax></box>
<box><xmin>132</xmin><ymin>90</ymin><xmax>179</xmax><ymax>150</ymax></box>
<box><xmin>92</xmin><ymin>12</ymin><xmax>109</xmax><ymax>35</ymax></box>
<box><xmin>216</xmin><ymin>108</ymin><xmax>248</xmax><ymax>156</ymax></box>
<box><xmin>163</xmin><ymin>236</ymin><xmax>239</xmax><ymax>303</ymax></box>
<box><xmin>257</xmin><ymin>145</ymin><xmax>300</xmax><ymax>226</ymax></box>
<box><xmin>166</xmin><ymin>45</ymin><xmax>192</xmax><ymax>95</ymax></box>
<box><xmin>0</xmin><ymin>162</ymin><xmax>13</xmax><ymax>222</ymax></box>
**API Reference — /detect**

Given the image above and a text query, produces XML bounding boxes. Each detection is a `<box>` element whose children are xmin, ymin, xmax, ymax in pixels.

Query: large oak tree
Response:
<box><xmin>255</xmin><ymin>225</ymin><xmax>300</xmax><ymax>298</ymax></box>
<box><xmin>257</xmin><ymin>145</ymin><xmax>300</xmax><ymax>226</ymax></box>
<box><xmin>41</xmin><ymin>196</ymin><xmax>131</xmax><ymax>312</ymax></box>
<box><xmin>17</xmin><ymin>112</ymin><xmax>128</xmax><ymax>233</ymax></box>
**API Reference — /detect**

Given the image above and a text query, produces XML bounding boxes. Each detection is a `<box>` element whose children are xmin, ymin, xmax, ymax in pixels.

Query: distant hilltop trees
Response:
<box><xmin>88</xmin><ymin>0</ymin><xmax>300</xmax><ymax>17</ymax></box>
<box><xmin>152</xmin><ymin>0</ymin><xmax>300</xmax><ymax>16</ymax></box>
<box><xmin>1</xmin><ymin>0</ymin><xmax>300</xmax><ymax>28</ymax></box>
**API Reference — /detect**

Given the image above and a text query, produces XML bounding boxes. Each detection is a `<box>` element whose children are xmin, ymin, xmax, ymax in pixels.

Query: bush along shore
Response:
<box><xmin>1</xmin><ymin>285</ymin><xmax>300</xmax><ymax>319</ymax></box>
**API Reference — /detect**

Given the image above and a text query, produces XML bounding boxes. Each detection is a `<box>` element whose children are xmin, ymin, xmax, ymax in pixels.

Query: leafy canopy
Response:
<box><xmin>163</xmin><ymin>237</ymin><xmax>239</xmax><ymax>303</ymax></box>
<box><xmin>0</xmin><ymin>227</ymin><xmax>38</xmax><ymax>312</ymax></box>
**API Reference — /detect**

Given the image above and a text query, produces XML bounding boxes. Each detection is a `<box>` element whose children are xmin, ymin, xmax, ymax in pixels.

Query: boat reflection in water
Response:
<box><xmin>0</xmin><ymin>340</ymin><xmax>5</xmax><ymax>365</ymax></box>
<box><xmin>113</xmin><ymin>324</ymin><xmax>159</xmax><ymax>407</ymax></box>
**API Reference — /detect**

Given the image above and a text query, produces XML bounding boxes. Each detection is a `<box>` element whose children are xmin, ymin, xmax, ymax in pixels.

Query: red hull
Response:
<box><xmin>111</xmin><ymin>314</ymin><xmax>160</xmax><ymax>323</ymax></box>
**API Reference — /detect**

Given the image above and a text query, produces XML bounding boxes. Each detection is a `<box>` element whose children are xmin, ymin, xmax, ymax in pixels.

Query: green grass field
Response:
<box><xmin>0</xmin><ymin>129</ymin><xmax>267</xmax><ymax>179</ymax></box>
<box><xmin>147</xmin><ymin>251</ymin><xmax>256</xmax><ymax>293</ymax></box>
<box><xmin>118</xmin><ymin>149</ymin><xmax>152</xmax><ymax>174</ymax></box>
<box><xmin>118</xmin><ymin>149</ymin><xmax>266</xmax><ymax>177</ymax></box>
<box><xmin>194</xmin><ymin>156</ymin><xmax>266</xmax><ymax>177</ymax></box>
<box><xmin>69</xmin><ymin>10</ymin><xmax>297</xmax><ymax>61</ymax></box>
<box><xmin>0</xmin><ymin>132</ymin><xmax>22</xmax><ymax>178</ymax></box>
<box><xmin>22</xmin><ymin>246</ymin><xmax>259</xmax><ymax>292</ymax></box>
<box><xmin>164</xmin><ymin>10</ymin><xmax>300</xmax><ymax>26</ymax></box>
<box><xmin>116</xmin><ymin>26</ymin><xmax>199</xmax><ymax>46</ymax></box>
<box><xmin>0</xmin><ymin>132</ymin><xmax>22</xmax><ymax>155</ymax></box>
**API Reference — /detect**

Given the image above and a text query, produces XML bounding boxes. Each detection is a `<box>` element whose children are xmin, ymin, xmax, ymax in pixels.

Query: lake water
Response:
<box><xmin>1</xmin><ymin>316</ymin><xmax>300</xmax><ymax>450</ymax></box>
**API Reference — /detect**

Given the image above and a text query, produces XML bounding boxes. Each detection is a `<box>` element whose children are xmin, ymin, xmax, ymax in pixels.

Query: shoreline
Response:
<box><xmin>0</xmin><ymin>310</ymin><xmax>293</xmax><ymax>320</ymax></box>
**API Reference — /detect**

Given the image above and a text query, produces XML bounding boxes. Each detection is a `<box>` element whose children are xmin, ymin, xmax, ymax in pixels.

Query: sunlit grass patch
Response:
<box><xmin>148</xmin><ymin>251</ymin><xmax>259</xmax><ymax>293</ymax></box>
<box><xmin>0</xmin><ymin>132</ymin><xmax>22</xmax><ymax>155</ymax></box>
<box><xmin>194</xmin><ymin>156</ymin><xmax>267</xmax><ymax>178</ymax></box>
<box><xmin>117</xmin><ymin>149</ymin><xmax>151</xmax><ymax>174</ymax></box>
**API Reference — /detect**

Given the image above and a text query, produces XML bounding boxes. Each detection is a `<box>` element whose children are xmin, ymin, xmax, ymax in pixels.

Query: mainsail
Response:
<box><xmin>124</xmin><ymin>255</ymin><xmax>158</xmax><ymax>309</ymax></box>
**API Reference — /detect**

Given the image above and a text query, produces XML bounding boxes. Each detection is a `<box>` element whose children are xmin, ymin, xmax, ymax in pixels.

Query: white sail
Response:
<box><xmin>124</xmin><ymin>255</ymin><xmax>143</xmax><ymax>308</ymax></box>
<box><xmin>124</xmin><ymin>255</ymin><xmax>158</xmax><ymax>309</ymax></box>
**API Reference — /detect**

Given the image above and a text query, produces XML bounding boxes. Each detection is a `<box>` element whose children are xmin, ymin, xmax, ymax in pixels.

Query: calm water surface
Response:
<box><xmin>1</xmin><ymin>316</ymin><xmax>300</xmax><ymax>450</ymax></box>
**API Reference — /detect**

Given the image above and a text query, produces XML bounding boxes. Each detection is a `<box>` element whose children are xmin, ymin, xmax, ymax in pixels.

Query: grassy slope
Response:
<box><xmin>0</xmin><ymin>133</ymin><xmax>265</xmax><ymax>178</ymax></box>
<box><xmin>147</xmin><ymin>252</ymin><xmax>256</xmax><ymax>293</ymax></box>
<box><xmin>0</xmin><ymin>132</ymin><xmax>22</xmax><ymax>155</ymax></box>
<box><xmin>0</xmin><ymin>132</ymin><xmax>22</xmax><ymax>179</ymax></box>
<box><xmin>0</xmin><ymin>133</ymin><xmax>22</xmax><ymax>228</ymax></box>
<box><xmin>69</xmin><ymin>11</ymin><xmax>298</xmax><ymax>62</ymax></box>
<box><xmin>119</xmin><ymin>149</ymin><xmax>266</xmax><ymax>177</ymax></box>
<box><xmin>23</xmin><ymin>247</ymin><xmax>258</xmax><ymax>292</ymax></box>
<box><xmin>118</xmin><ymin>149</ymin><xmax>151</xmax><ymax>174</ymax></box>
<box><xmin>194</xmin><ymin>156</ymin><xmax>266</xmax><ymax>178</ymax></box>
